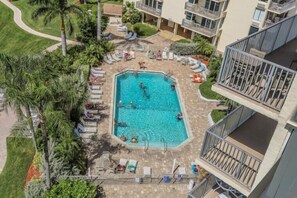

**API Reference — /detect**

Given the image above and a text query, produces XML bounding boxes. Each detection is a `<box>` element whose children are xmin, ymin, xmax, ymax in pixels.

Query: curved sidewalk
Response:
<box><xmin>0</xmin><ymin>0</ymin><xmax>78</xmax><ymax>47</ymax></box>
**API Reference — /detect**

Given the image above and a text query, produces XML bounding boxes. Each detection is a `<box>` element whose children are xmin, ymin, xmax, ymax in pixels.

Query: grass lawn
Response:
<box><xmin>199</xmin><ymin>78</ymin><xmax>221</xmax><ymax>100</ymax></box>
<box><xmin>0</xmin><ymin>137</ymin><xmax>34</xmax><ymax>198</ymax></box>
<box><xmin>13</xmin><ymin>0</ymin><xmax>122</xmax><ymax>38</ymax></box>
<box><xmin>211</xmin><ymin>109</ymin><xmax>227</xmax><ymax>123</ymax></box>
<box><xmin>132</xmin><ymin>23</ymin><xmax>158</xmax><ymax>37</ymax></box>
<box><xmin>0</xmin><ymin>2</ymin><xmax>56</xmax><ymax>55</ymax></box>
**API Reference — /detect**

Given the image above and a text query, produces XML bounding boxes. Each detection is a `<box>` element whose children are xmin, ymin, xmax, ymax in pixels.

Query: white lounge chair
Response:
<box><xmin>89</xmin><ymin>99</ymin><xmax>103</xmax><ymax>104</ymax></box>
<box><xmin>107</xmin><ymin>54</ymin><xmax>115</xmax><ymax>62</ymax></box>
<box><xmin>80</xmin><ymin>118</ymin><xmax>97</xmax><ymax>127</ymax></box>
<box><xmin>90</xmin><ymin>89</ymin><xmax>103</xmax><ymax>95</ymax></box>
<box><xmin>91</xmin><ymin>68</ymin><xmax>106</xmax><ymax>74</ymax></box>
<box><xmin>190</xmin><ymin>64</ymin><xmax>200</xmax><ymax>70</ymax></box>
<box><xmin>129</xmin><ymin>51</ymin><xmax>135</xmax><ymax>59</ymax></box>
<box><xmin>124</xmin><ymin>32</ymin><xmax>133</xmax><ymax>39</ymax></box>
<box><xmin>90</xmin><ymin>94</ymin><xmax>102</xmax><ymax>99</ymax></box>
<box><xmin>162</xmin><ymin>51</ymin><xmax>168</xmax><ymax>60</ymax></box>
<box><xmin>77</xmin><ymin>123</ymin><xmax>97</xmax><ymax>133</ymax></box>
<box><xmin>91</xmin><ymin>73</ymin><xmax>104</xmax><ymax>77</ymax></box>
<box><xmin>174</xmin><ymin>54</ymin><xmax>181</xmax><ymax>61</ymax></box>
<box><xmin>103</xmin><ymin>56</ymin><xmax>112</xmax><ymax>65</ymax></box>
<box><xmin>111</xmin><ymin>53</ymin><xmax>121</xmax><ymax>61</ymax></box>
<box><xmin>92</xmin><ymin>67</ymin><xmax>102</xmax><ymax>71</ymax></box>
<box><xmin>168</xmin><ymin>52</ymin><xmax>174</xmax><ymax>60</ymax></box>
<box><xmin>115</xmin><ymin>50</ymin><xmax>123</xmax><ymax>58</ymax></box>
<box><xmin>116</xmin><ymin>159</ymin><xmax>128</xmax><ymax>172</ymax></box>
<box><xmin>89</xmin><ymin>84</ymin><xmax>100</xmax><ymax>90</ymax></box>
<box><xmin>128</xmin><ymin>33</ymin><xmax>137</xmax><ymax>41</ymax></box>
<box><xmin>117</xmin><ymin>26</ymin><xmax>127</xmax><ymax>32</ymax></box>
<box><xmin>143</xmin><ymin>167</ymin><xmax>151</xmax><ymax>177</ymax></box>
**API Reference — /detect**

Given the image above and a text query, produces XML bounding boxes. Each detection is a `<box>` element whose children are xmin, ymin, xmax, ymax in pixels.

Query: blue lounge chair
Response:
<box><xmin>163</xmin><ymin>175</ymin><xmax>171</xmax><ymax>183</ymax></box>
<box><xmin>124</xmin><ymin>32</ymin><xmax>133</xmax><ymax>39</ymax></box>
<box><xmin>128</xmin><ymin>33</ymin><xmax>137</xmax><ymax>41</ymax></box>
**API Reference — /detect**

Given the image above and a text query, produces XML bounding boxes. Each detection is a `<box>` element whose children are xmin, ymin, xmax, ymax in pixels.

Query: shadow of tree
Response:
<box><xmin>87</xmin><ymin>133</ymin><xmax>131</xmax><ymax>166</ymax></box>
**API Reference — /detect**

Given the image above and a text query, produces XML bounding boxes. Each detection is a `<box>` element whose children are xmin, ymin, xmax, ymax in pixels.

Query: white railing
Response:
<box><xmin>182</xmin><ymin>19</ymin><xmax>217</xmax><ymax>37</ymax></box>
<box><xmin>269</xmin><ymin>0</ymin><xmax>297</xmax><ymax>13</ymax></box>
<box><xmin>185</xmin><ymin>2</ymin><xmax>222</xmax><ymax>20</ymax></box>
<box><xmin>136</xmin><ymin>1</ymin><xmax>162</xmax><ymax>16</ymax></box>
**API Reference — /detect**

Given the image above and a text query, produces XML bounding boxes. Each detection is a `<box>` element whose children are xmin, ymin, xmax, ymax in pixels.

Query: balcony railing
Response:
<box><xmin>185</xmin><ymin>2</ymin><xmax>222</xmax><ymax>20</ymax></box>
<box><xmin>268</xmin><ymin>0</ymin><xmax>297</xmax><ymax>13</ymax></box>
<box><xmin>200</xmin><ymin>106</ymin><xmax>261</xmax><ymax>189</ymax></box>
<box><xmin>217</xmin><ymin>14</ymin><xmax>297</xmax><ymax>111</ymax></box>
<box><xmin>136</xmin><ymin>1</ymin><xmax>162</xmax><ymax>16</ymax></box>
<box><xmin>182</xmin><ymin>19</ymin><xmax>217</xmax><ymax>37</ymax></box>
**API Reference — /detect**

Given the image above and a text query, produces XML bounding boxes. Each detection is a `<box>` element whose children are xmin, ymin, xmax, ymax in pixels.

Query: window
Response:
<box><xmin>188</xmin><ymin>0</ymin><xmax>198</xmax><ymax>4</ymax></box>
<box><xmin>157</xmin><ymin>2</ymin><xmax>162</xmax><ymax>10</ymax></box>
<box><xmin>186</xmin><ymin>12</ymin><xmax>194</xmax><ymax>21</ymax></box>
<box><xmin>248</xmin><ymin>26</ymin><xmax>259</xmax><ymax>35</ymax></box>
<box><xmin>201</xmin><ymin>18</ymin><xmax>216</xmax><ymax>29</ymax></box>
<box><xmin>205</xmin><ymin>0</ymin><xmax>220</xmax><ymax>12</ymax></box>
<box><xmin>253</xmin><ymin>8</ymin><xmax>265</xmax><ymax>21</ymax></box>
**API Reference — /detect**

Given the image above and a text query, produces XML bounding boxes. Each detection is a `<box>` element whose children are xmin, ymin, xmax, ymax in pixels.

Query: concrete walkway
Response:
<box><xmin>0</xmin><ymin>0</ymin><xmax>79</xmax><ymax>52</ymax></box>
<box><xmin>0</xmin><ymin>109</ymin><xmax>17</xmax><ymax>173</ymax></box>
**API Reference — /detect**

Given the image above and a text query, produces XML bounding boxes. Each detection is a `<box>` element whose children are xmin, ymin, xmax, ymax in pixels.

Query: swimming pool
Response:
<box><xmin>113</xmin><ymin>71</ymin><xmax>189</xmax><ymax>148</ymax></box>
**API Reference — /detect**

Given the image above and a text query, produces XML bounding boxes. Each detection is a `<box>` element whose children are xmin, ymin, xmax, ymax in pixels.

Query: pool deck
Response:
<box><xmin>87</xmin><ymin>29</ymin><xmax>219</xmax><ymax>197</ymax></box>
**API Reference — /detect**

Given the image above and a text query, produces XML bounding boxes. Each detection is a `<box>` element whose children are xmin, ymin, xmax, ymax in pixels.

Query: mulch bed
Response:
<box><xmin>24</xmin><ymin>163</ymin><xmax>41</xmax><ymax>189</ymax></box>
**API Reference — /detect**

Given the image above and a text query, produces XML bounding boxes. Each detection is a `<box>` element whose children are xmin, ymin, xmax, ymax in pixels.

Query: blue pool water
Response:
<box><xmin>113</xmin><ymin>71</ymin><xmax>189</xmax><ymax>148</ymax></box>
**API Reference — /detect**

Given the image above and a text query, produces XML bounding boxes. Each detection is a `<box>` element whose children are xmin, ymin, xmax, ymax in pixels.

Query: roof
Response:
<box><xmin>103</xmin><ymin>4</ymin><xmax>123</xmax><ymax>16</ymax></box>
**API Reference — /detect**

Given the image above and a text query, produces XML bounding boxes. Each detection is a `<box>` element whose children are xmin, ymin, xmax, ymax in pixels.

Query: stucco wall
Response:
<box><xmin>217</xmin><ymin>0</ymin><xmax>259</xmax><ymax>52</ymax></box>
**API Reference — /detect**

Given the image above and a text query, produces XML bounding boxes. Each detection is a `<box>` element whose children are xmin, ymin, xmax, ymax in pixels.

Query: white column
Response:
<box><xmin>157</xmin><ymin>17</ymin><xmax>161</xmax><ymax>29</ymax></box>
<box><xmin>173</xmin><ymin>23</ymin><xmax>178</xmax><ymax>35</ymax></box>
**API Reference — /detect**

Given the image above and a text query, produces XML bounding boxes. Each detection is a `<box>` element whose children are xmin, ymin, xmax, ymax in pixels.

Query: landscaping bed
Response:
<box><xmin>127</xmin><ymin>22</ymin><xmax>158</xmax><ymax>37</ymax></box>
<box><xmin>211</xmin><ymin>109</ymin><xmax>227</xmax><ymax>123</ymax></box>
<box><xmin>199</xmin><ymin>78</ymin><xmax>221</xmax><ymax>100</ymax></box>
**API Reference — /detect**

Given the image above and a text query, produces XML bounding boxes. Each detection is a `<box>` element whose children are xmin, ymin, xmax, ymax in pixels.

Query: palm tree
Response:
<box><xmin>32</xmin><ymin>0</ymin><xmax>83</xmax><ymax>56</ymax></box>
<box><xmin>0</xmin><ymin>54</ymin><xmax>38</xmax><ymax>152</ymax></box>
<box><xmin>97</xmin><ymin>0</ymin><xmax>101</xmax><ymax>41</ymax></box>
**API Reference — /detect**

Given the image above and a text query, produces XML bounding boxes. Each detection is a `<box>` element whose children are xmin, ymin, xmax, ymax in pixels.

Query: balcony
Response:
<box><xmin>215</xmin><ymin>15</ymin><xmax>297</xmax><ymax>112</ymax></box>
<box><xmin>182</xmin><ymin>19</ymin><xmax>217</xmax><ymax>37</ymax></box>
<box><xmin>200</xmin><ymin>106</ymin><xmax>277</xmax><ymax>190</ymax></box>
<box><xmin>185</xmin><ymin>2</ymin><xmax>222</xmax><ymax>20</ymax></box>
<box><xmin>268</xmin><ymin>0</ymin><xmax>297</xmax><ymax>14</ymax></box>
<box><xmin>136</xmin><ymin>1</ymin><xmax>162</xmax><ymax>17</ymax></box>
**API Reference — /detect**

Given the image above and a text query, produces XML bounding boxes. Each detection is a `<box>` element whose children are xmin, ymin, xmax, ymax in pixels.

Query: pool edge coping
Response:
<box><xmin>108</xmin><ymin>69</ymin><xmax>194</xmax><ymax>151</ymax></box>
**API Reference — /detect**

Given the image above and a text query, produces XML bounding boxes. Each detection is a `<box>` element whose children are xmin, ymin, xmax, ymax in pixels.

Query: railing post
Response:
<box><xmin>235</xmin><ymin>152</ymin><xmax>247</xmax><ymax>179</ymax></box>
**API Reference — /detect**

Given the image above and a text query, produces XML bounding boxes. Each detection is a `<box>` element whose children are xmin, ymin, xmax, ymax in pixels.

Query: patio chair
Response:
<box><xmin>103</xmin><ymin>56</ymin><xmax>112</xmax><ymax>65</ymax></box>
<box><xmin>124</xmin><ymin>32</ymin><xmax>133</xmax><ymax>39</ymax></box>
<box><xmin>91</xmin><ymin>68</ymin><xmax>106</xmax><ymax>74</ymax></box>
<box><xmin>77</xmin><ymin>123</ymin><xmax>97</xmax><ymax>133</ymax></box>
<box><xmin>89</xmin><ymin>89</ymin><xmax>103</xmax><ymax>95</ymax></box>
<box><xmin>177</xmin><ymin>167</ymin><xmax>186</xmax><ymax>182</ymax></box>
<box><xmin>143</xmin><ymin>167</ymin><xmax>151</xmax><ymax>177</ymax></box>
<box><xmin>163</xmin><ymin>175</ymin><xmax>171</xmax><ymax>183</ymax></box>
<box><xmin>89</xmin><ymin>99</ymin><xmax>103</xmax><ymax>104</ymax></box>
<box><xmin>111</xmin><ymin>53</ymin><xmax>121</xmax><ymax>61</ymax></box>
<box><xmin>126</xmin><ymin>159</ymin><xmax>138</xmax><ymax>173</ymax></box>
<box><xmin>107</xmin><ymin>54</ymin><xmax>115</xmax><ymax>62</ymax></box>
<box><xmin>168</xmin><ymin>52</ymin><xmax>174</xmax><ymax>60</ymax></box>
<box><xmin>118</xmin><ymin>26</ymin><xmax>127</xmax><ymax>32</ymax></box>
<box><xmin>162</xmin><ymin>51</ymin><xmax>168</xmax><ymax>60</ymax></box>
<box><xmin>115</xmin><ymin>50</ymin><xmax>123</xmax><ymax>58</ymax></box>
<box><xmin>91</xmin><ymin>72</ymin><xmax>104</xmax><ymax>77</ymax></box>
<box><xmin>92</xmin><ymin>67</ymin><xmax>102</xmax><ymax>71</ymax></box>
<box><xmin>193</xmin><ymin>65</ymin><xmax>206</xmax><ymax>73</ymax></box>
<box><xmin>116</xmin><ymin>158</ymin><xmax>128</xmax><ymax>172</ymax></box>
<box><xmin>174</xmin><ymin>54</ymin><xmax>181</xmax><ymax>62</ymax></box>
<box><xmin>129</xmin><ymin>51</ymin><xmax>135</xmax><ymax>59</ymax></box>
<box><xmin>128</xmin><ymin>33</ymin><xmax>137</xmax><ymax>41</ymax></box>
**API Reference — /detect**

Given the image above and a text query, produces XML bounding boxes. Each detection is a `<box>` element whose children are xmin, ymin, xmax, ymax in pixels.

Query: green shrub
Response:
<box><xmin>170</xmin><ymin>42</ymin><xmax>197</xmax><ymax>55</ymax></box>
<box><xmin>25</xmin><ymin>180</ymin><xmax>44</xmax><ymax>198</ymax></box>
<box><xmin>122</xmin><ymin>2</ymin><xmax>141</xmax><ymax>24</ymax></box>
<box><xmin>33</xmin><ymin>152</ymin><xmax>43</xmax><ymax>170</ymax></box>
<box><xmin>176</xmin><ymin>39</ymin><xmax>192</xmax><ymax>43</ymax></box>
<box><xmin>133</xmin><ymin>23</ymin><xmax>157</xmax><ymax>37</ymax></box>
<box><xmin>211</xmin><ymin>109</ymin><xmax>227</xmax><ymax>123</ymax></box>
<box><xmin>199</xmin><ymin>78</ymin><xmax>221</xmax><ymax>100</ymax></box>
<box><xmin>42</xmin><ymin>179</ymin><xmax>99</xmax><ymax>198</ymax></box>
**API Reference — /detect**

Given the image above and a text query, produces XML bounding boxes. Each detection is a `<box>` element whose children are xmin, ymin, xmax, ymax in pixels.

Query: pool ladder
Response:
<box><xmin>161</xmin><ymin>138</ymin><xmax>167</xmax><ymax>153</ymax></box>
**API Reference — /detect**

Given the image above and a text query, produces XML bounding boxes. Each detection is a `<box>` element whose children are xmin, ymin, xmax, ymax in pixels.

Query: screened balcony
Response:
<box><xmin>268</xmin><ymin>0</ymin><xmax>297</xmax><ymax>14</ymax></box>
<box><xmin>185</xmin><ymin>0</ymin><xmax>223</xmax><ymax>20</ymax></box>
<box><xmin>136</xmin><ymin>0</ymin><xmax>162</xmax><ymax>17</ymax></box>
<box><xmin>200</xmin><ymin>106</ymin><xmax>277</xmax><ymax>189</ymax></box>
<box><xmin>216</xmin><ymin>14</ymin><xmax>297</xmax><ymax>112</ymax></box>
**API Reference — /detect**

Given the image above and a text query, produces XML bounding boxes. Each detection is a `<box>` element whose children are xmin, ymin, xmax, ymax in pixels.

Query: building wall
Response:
<box><xmin>216</xmin><ymin>0</ymin><xmax>259</xmax><ymax>52</ymax></box>
<box><xmin>161</xmin><ymin>0</ymin><xmax>186</xmax><ymax>24</ymax></box>
<box><xmin>252</xmin><ymin>76</ymin><xmax>297</xmax><ymax>189</ymax></box>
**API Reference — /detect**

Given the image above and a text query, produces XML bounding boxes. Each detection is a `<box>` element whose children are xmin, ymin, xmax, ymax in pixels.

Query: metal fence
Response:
<box><xmin>136</xmin><ymin>1</ymin><xmax>162</xmax><ymax>16</ymax></box>
<box><xmin>61</xmin><ymin>174</ymin><xmax>198</xmax><ymax>186</ymax></box>
<box><xmin>200</xmin><ymin>106</ymin><xmax>261</xmax><ymax>188</ymax></box>
<box><xmin>188</xmin><ymin>175</ymin><xmax>216</xmax><ymax>198</ymax></box>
